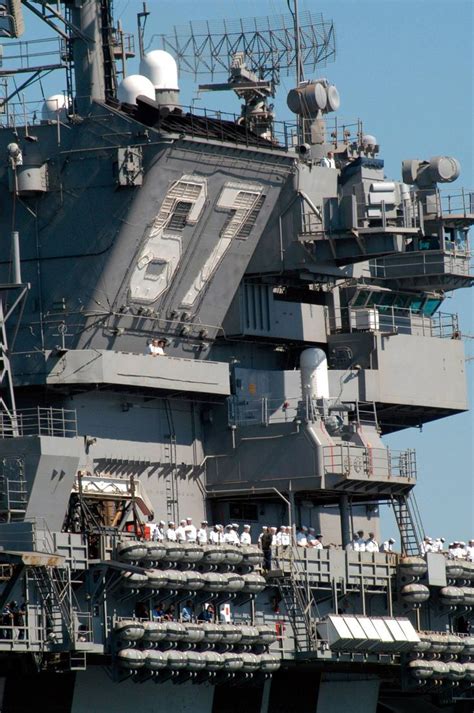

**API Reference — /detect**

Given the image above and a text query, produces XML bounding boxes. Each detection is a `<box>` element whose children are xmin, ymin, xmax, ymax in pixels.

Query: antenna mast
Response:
<box><xmin>159</xmin><ymin>10</ymin><xmax>335</xmax><ymax>142</ymax></box>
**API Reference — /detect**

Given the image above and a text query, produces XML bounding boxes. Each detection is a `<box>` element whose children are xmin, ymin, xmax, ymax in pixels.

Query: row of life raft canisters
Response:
<box><xmin>114</xmin><ymin>620</ymin><xmax>281</xmax><ymax>676</ymax></box>
<box><xmin>117</xmin><ymin>540</ymin><xmax>266</xmax><ymax>594</ymax></box>
<box><xmin>398</xmin><ymin>557</ymin><xmax>474</xmax><ymax>606</ymax></box>
<box><xmin>408</xmin><ymin>631</ymin><xmax>474</xmax><ymax>685</ymax></box>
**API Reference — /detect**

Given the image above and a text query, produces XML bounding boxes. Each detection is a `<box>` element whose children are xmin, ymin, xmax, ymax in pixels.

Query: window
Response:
<box><xmin>228</xmin><ymin>502</ymin><xmax>259</xmax><ymax>521</ymax></box>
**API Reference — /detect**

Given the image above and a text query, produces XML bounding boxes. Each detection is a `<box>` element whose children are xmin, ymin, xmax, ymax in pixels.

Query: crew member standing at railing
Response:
<box><xmin>260</xmin><ymin>527</ymin><xmax>273</xmax><ymax>572</ymax></box>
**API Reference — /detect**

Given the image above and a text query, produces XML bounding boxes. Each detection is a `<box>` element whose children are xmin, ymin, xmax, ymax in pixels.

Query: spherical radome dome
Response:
<box><xmin>140</xmin><ymin>50</ymin><xmax>179</xmax><ymax>91</ymax></box>
<box><xmin>42</xmin><ymin>94</ymin><xmax>68</xmax><ymax>121</ymax></box>
<box><xmin>117</xmin><ymin>75</ymin><xmax>155</xmax><ymax>105</ymax></box>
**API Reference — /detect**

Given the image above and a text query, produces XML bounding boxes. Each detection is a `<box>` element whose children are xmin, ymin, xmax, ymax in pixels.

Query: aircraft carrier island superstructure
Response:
<box><xmin>0</xmin><ymin>2</ymin><xmax>471</xmax><ymax>712</ymax></box>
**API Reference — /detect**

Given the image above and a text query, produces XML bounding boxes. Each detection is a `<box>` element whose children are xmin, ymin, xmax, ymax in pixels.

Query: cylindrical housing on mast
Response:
<box><xmin>11</xmin><ymin>231</ymin><xmax>21</xmax><ymax>284</ymax></box>
<box><xmin>300</xmin><ymin>348</ymin><xmax>330</xmax><ymax>400</ymax></box>
<box><xmin>70</xmin><ymin>0</ymin><xmax>106</xmax><ymax>113</ymax></box>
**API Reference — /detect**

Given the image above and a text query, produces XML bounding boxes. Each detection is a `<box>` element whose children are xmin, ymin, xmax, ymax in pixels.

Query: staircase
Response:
<box><xmin>272</xmin><ymin>547</ymin><xmax>319</xmax><ymax>653</ymax></box>
<box><xmin>29</xmin><ymin>566</ymin><xmax>74</xmax><ymax>646</ymax></box>
<box><xmin>391</xmin><ymin>492</ymin><xmax>424</xmax><ymax>556</ymax></box>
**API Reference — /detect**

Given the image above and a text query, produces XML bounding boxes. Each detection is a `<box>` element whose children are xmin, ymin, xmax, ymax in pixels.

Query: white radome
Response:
<box><xmin>42</xmin><ymin>94</ymin><xmax>68</xmax><ymax>121</ymax></box>
<box><xmin>140</xmin><ymin>50</ymin><xmax>179</xmax><ymax>91</ymax></box>
<box><xmin>117</xmin><ymin>74</ymin><xmax>156</xmax><ymax>105</ymax></box>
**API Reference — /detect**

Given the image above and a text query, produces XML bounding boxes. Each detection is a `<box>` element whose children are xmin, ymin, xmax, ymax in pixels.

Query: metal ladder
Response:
<box><xmin>29</xmin><ymin>566</ymin><xmax>74</xmax><ymax>645</ymax></box>
<box><xmin>273</xmin><ymin>548</ymin><xmax>319</xmax><ymax>652</ymax></box>
<box><xmin>163</xmin><ymin>399</ymin><xmax>178</xmax><ymax>522</ymax></box>
<box><xmin>391</xmin><ymin>492</ymin><xmax>424</xmax><ymax>556</ymax></box>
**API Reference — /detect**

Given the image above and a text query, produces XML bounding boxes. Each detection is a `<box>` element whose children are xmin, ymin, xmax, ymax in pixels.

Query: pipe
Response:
<box><xmin>339</xmin><ymin>493</ymin><xmax>351</xmax><ymax>548</ymax></box>
<box><xmin>11</xmin><ymin>231</ymin><xmax>21</xmax><ymax>284</ymax></box>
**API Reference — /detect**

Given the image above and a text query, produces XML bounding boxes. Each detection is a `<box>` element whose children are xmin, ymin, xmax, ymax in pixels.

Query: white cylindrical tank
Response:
<box><xmin>117</xmin><ymin>74</ymin><xmax>155</xmax><ymax>105</ymax></box>
<box><xmin>400</xmin><ymin>583</ymin><xmax>430</xmax><ymax>604</ymax></box>
<box><xmin>201</xmin><ymin>545</ymin><xmax>225</xmax><ymax>565</ymax></box>
<box><xmin>114</xmin><ymin>619</ymin><xmax>145</xmax><ymax>641</ymax></box>
<box><xmin>143</xmin><ymin>541</ymin><xmax>166</xmax><ymax>562</ymax></box>
<box><xmin>242</xmin><ymin>574</ymin><xmax>266</xmax><ymax>594</ymax></box>
<box><xmin>221</xmin><ymin>545</ymin><xmax>244</xmax><ymax>566</ymax></box>
<box><xmin>181</xmin><ymin>542</ymin><xmax>204</xmax><ymax>564</ymax></box>
<box><xmin>300</xmin><ymin>348</ymin><xmax>330</xmax><ymax>400</ymax></box>
<box><xmin>219</xmin><ymin>624</ymin><xmax>242</xmax><ymax>645</ymax></box>
<box><xmin>142</xmin><ymin>621</ymin><xmax>168</xmax><ymax>642</ymax></box>
<box><xmin>140</xmin><ymin>50</ymin><xmax>179</xmax><ymax>90</ymax></box>
<box><xmin>42</xmin><ymin>94</ymin><xmax>68</xmax><ymax>122</ymax></box>
<box><xmin>258</xmin><ymin>653</ymin><xmax>281</xmax><ymax>672</ymax></box>
<box><xmin>117</xmin><ymin>540</ymin><xmax>147</xmax><ymax>562</ymax></box>
<box><xmin>200</xmin><ymin>623</ymin><xmax>223</xmax><ymax>643</ymax></box>
<box><xmin>182</xmin><ymin>623</ymin><xmax>205</xmax><ymax>644</ymax></box>
<box><xmin>408</xmin><ymin>659</ymin><xmax>434</xmax><ymax>679</ymax></box>
<box><xmin>439</xmin><ymin>586</ymin><xmax>464</xmax><ymax>605</ymax></box>
<box><xmin>144</xmin><ymin>650</ymin><xmax>168</xmax><ymax>670</ymax></box>
<box><xmin>117</xmin><ymin>648</ymin><xmax>145</xmax><ymax>669</ymax></box>
<box><xmin>121</xmin><ymin>571</ymin><xmax>148</xmax><ymax>589</ymax></box>
<box><xmin>398</xmin><ymin>557</ymin><xmax>428</xmax><ymax>578</ymax></box>
<box><xmin>203</xmin><ymin>651</ymin><xmax>224</xmax><ymax>670</ymax></box>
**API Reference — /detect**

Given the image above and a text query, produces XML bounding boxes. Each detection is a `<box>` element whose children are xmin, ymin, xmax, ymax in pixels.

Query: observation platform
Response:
<box><xmin>43</xmin><ymin>350</ymin><xmax>230</xmax><ymax>396</ymax></box>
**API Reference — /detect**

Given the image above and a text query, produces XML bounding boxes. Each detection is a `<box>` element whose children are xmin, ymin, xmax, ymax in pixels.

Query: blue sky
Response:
<box><xmin>22</xmin><ymin>0</ymin><xmax>473</xmax><ymax>542</ymax></box>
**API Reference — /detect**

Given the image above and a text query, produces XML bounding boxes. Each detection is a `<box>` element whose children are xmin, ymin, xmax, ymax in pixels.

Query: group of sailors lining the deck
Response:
<box><xmin>149</xmin><ymin>519</ymin><xmax>255</xmax><ymax>546</ymax></box>
<box><xmin>148</xmin><ymin>519</ymin><xmax>399</xmax><ymax>555</ymax></box>
<box><xmin>421</xmin><ymin>536</ymin><xmax>474</xmax><ymax>561</ymax></box>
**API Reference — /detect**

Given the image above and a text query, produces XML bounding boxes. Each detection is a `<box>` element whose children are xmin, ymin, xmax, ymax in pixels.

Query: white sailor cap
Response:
<box><xmin>231</xmin><ymin>523</ymin><xmax>239</xmax><ymax>528</ymax></box>
<box><xmin>201</xmin><ymin>520</ymin><xmax>208</xmax><ymax>525</ymax></box>
<box><xmin>180</xmin><ymin>519</ymin><xmax>186</xmax><ymax>525</ymax></box>
<box><xmin>243</xmin><ymin>524</ymin><xmax>251</xmax><ymax>529</ymax></box>
<box><xmin>225</xmin><ymin>524</ymin><xmax>232</xmax><ymax>529</ymax></box>
<box><xmin>159</xmin><ymin>520</ymin><xmax>165</xmax><ymax>525</ymax></box>
<box><xmin>389</xmin><ymin>538</ymin><xmax>395</xmax><ymax>543</ymax></box>
<box><xmin>186</xmin><ymin>516</ymin><xmax>193</xmax><ymax>521</ymax></box>
<box><xmin>302</xmin><ymin>526</ymin><xmax>308</xmax><ymax>532</ymax></box>
<box><xmin>309</xmin><ymin>527</ymin><xmax>316</xmax><ymax>533</ymax></box>
<box><xmin>168</xmin><ymin>521</ymin><xmax>175</xmax><ymax>526</ymax></box>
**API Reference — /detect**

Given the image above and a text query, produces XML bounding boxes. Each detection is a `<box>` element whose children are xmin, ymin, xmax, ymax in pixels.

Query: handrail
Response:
<box><xmin>328</xmin><ymin>306</ymin><xmax>459</xmax><ymax>339</ymax></box>
<box><xmin>0</xmin><ymin>407</ymin><xmax>77</xmax><ymax>438</ymax></box>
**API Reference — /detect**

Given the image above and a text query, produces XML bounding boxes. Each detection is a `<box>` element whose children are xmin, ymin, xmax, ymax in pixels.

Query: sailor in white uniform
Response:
<box><xmin>209</xmin><ymin>525</ymin><xmax>220</xmax><ymax>545</ymax></box>
<box><xmin>240</xmin><ymin>524</ymin><xmax>252</xmax><ymax>546</ymax></box>
<box><xmin>313</xmin><ymin>533</ymin><xmax>324</xmax><ymax>550</ymax></box>
<box><xmin>197</xmin><ymin>520</ymin><xmax>208</xmax><ymax>545</ymax></box>
<box><xmin>153</xmin><ymin>520</ymin><xmax>166</xmax><ymax>542</ymax></box>
<box><xmin>365</xmin><ymin>533</ymin><xmax>379</xmax><ymax>552</ymax></box>
<box><xmin>320</xmin><ymin>151</ymin><xmax>336</xmax><ymax>168</ymax></box>
<box><xmin>354</xmin><ymin>531</ymin><xmax>366</xmax><ymax>552</ymax></box>
<box><xmin>184</xmin><ymin>517</ymin><xmax>197</xmax><ymax>543</ymax></box>
<box><xmin>166</xmin><ymin>521</ymin><xmax>177</xmax><ymax>541</ymax></box>
<box><xmin>380</xmin><ymin>538</ymin><xmax>395</xmax><ymax>553</ymax></box>
<box><xmin>280</xmin><ymin>526</ymin><xmax>291</xmax><ymax>547</ymax></box>
<box><xmin>175</xmin><ymin>519</ymin><xmax>187</xmax><ymax>542</ymax></box>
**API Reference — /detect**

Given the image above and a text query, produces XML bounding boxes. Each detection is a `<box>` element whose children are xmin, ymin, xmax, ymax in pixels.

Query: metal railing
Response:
<box><xmin>328</xmin><ymin>306</ymin><xmax>459</xmax><ymax>339</ymax></box>
<box><xmin>368</xmin><ymin>251</ymin><xmax>473</xmax><ymax>280</ymax></box>
<box><xmin>419</xmin><ymin>187</ymin><xmax>474</xmax><ymax>218</ymax></box>
<box><xmin>0</xmin><ymin>407</ymin><xmax>78</xmax><ymax>438</ymax></box>
<box><xmin>323</xmin><ymin>444</ymin><xmax>417</xmax><ymax>480</ymax></box>
<box><xmin>228</xmin><ymin>395</ymin><xmax>302</xmax><ymax>428</ymax></box>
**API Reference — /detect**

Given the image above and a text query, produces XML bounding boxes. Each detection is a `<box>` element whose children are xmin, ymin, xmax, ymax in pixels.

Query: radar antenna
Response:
<box><xmin>157</xmin><ymin>11</ymin><xmax>335</xmax><ymax>84</ymax></box>
<box><xmin>157</xmin><ymin>10</ymin><xmax>335</xmax><ymax>143</ymax></box>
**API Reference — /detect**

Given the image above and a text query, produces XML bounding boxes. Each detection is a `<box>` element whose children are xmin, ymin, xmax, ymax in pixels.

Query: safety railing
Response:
<box><xmin>368</xmin><ymin>251</ymin><xmax>473</xmax><ymax>279</ymax></box>
<box><xmin>323</xmin><ymin>444</ymin><xmax>416</xmax><ymax>481</ymax></box>
<box><xmin>227</xmin><ymin>395</ymin><xmax>303</xmax><ymax>428</ymax></box>
<box><xmin>0</xmin><ymin>407</ymin><xmax>78</xmax><ymax>438</ymax></box>
<box><xmin>419</xmin><ymin>187</ymin><xmax>474</xmax><ymax>219</ymax></box>
<box><xmin>328</xmin><ymin>307</ymin><xmax>459</xmax><ymax>339</ymax></box>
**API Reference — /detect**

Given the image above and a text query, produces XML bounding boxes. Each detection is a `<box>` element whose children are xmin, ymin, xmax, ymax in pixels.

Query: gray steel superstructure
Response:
<box><xmin>0</xmin><ymin>2</ymin><xmax>471</xmax><ymax>712</ymax></box>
